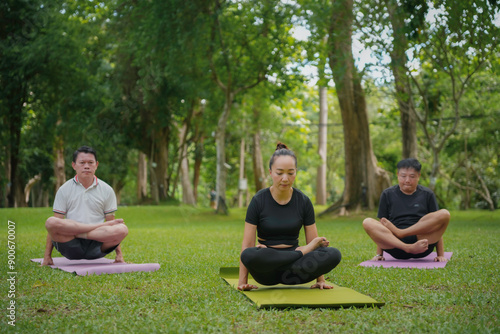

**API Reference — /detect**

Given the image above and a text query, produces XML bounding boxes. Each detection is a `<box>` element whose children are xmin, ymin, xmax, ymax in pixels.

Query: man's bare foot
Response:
<box><xmin>406</xmin><ymin>239</ymin><xmax>428</xmax><ymax>254</ymax></box>
<box><xmin>74</xmin><ymin>219</ymin><xmax>125</xmax><ymax>239</ymax></box>
<box><xmin>103</xmin><ymin>219</ymin><xmax>125</xmax><ymax>227</ymax></box>
<box><xmin>297</xmin><ymin>237</ymin><xmax>329</xmax><ymax>255</ymax></box>
<box><xmin>380</xmin><ymin>218</ymin><xmax>404</xmax><ymax>238</ymax></box>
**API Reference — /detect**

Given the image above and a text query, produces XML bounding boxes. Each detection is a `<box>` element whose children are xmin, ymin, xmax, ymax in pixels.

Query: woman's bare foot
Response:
<box><xmin>380</xmin><ymin>218</ymin><xmax>404</xmax><ymax>238</ymax></box>
<box><xmin>405</xmin><ymin>239</ymin><xmax>429</xmax><ymax>254</ymax></box>
<box><xmin>297</xmin><ymin>237</ymin><xmax>329</xmax><ymax>255</ymax></box>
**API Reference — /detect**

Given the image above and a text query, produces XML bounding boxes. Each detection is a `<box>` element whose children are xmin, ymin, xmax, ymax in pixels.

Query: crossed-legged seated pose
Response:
<box><xmin>362</xmin><ymin>158</ymin><xmax>450</xmax><ymax>262</ymax></box>
<box><xmin>42</xmin><ymin>146</ymin><xmax>128</xmax><ymax>265</ymax></box>
<box><xmin>238</xmin><ymin>142</ymin><xmax>341</xmax><ymax>291</ymax></box>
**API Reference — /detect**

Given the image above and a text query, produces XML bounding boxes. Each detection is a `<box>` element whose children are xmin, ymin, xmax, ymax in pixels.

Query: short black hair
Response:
<box><xmin>73</xmin><ymin>146</ymin><xmax>97</xmax><ymax>163</ymax></box>
<box><xmin>396</xmin><ymin>158</ymin><xmax>421</xmax><ymax>172</ymax></box>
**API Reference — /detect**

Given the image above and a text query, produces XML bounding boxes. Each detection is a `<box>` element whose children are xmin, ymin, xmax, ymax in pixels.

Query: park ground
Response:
<box><xmin>1</xmin><ymin>207</ymin><xmax>499</xmax><ymax>333</ymax></box>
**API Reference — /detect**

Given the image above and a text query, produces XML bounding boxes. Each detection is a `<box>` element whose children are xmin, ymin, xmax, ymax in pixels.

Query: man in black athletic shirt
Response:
<box><xmin>362</xmin><ymin>158</ymin><xmax>450</xmax><ymax>262</ymax></box>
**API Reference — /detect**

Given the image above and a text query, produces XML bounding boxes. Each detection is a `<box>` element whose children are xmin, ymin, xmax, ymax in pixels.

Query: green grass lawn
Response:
<box><xmin>1</xmin><ymin>206</ymin><xmax>499</xmax><ymax>333</ymax></box>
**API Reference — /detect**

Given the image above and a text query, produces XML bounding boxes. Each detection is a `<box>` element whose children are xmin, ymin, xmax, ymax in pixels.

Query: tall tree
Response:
<box><xmin>316</xmin><ymin>60</ymin><xmax>329</xmax><ymax>205</ymax></box>
<box><xmin>111</xmin><ymin>0</ymin><xmax>213</xmax><ymax>203</ymax></box>
<box><xmin>358</xmin><ymin>0</ymin><xmax>426</xmax><ymax>159</ymax></box>
<box><xmin>1</xmin><ymin>0</ymin><xmax>115</xmax><ymax>206</ymax></box>
<box><xmin>384</xmin><ymin>0</ymin><xmax>424</xmax><ymax>158</ymax></box>
<box><xmin>408</xmin><ymin>0</ymin><xmax>499</xmax><ymax>191</ymax></box>
<box><xmin>251</xmin><ymin>106</ymin><xmax>267</xmax><ymax>192</ymax></box>
<box><xmin>296</xmin><ymin>1</ymin><xmax>331</xmax><ymax>205</ymax></box>
<box><xmin>208</xmin><ymin>0</ymin><xmax>297</xmax><ymax>213</ymax></box>
<box><xmin>0</xmin><ymin>0</ymin><xmax>48</xmax><ymax>206</ymax></box>
<box><xmin>326</xmin><ymin>0</ymin><xmax>391</xmax><ymax>214</ymax></box>
<box><xmin>137</xmin><ymin>152</ymin><xmax>148</xmax><ymax>201</ymax></box>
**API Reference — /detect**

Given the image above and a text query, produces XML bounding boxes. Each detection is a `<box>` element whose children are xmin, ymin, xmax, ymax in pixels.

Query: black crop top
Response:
<box><xmin>245</xmin><ymin>188</ymin><xmax>315</xmax><ymax>247</ymax></box>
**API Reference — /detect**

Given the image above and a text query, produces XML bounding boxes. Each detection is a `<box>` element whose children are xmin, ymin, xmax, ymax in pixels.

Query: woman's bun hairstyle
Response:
<box><xmin>275</xmin><ymin>142</ymin><xmax>288</xmax><ymax>151</ymax></box>
<box><xmin>269</xmin><ymin>142</ymin><xmax>297</xmax><ymax>169</ymax></box>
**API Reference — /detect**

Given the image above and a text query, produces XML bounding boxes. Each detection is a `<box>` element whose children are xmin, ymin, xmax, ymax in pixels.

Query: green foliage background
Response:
<box><xmin>1</xmin><ymin>0</ymin><xmax>499</xmax><ymax>210</ymax></box>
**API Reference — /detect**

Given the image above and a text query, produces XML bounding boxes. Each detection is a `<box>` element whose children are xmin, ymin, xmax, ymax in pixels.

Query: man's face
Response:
<box><xmin>397</xmin><ymin>167</ymin><xmax>420</xmax><ymax>195</ymax></box>
<box><xmin>72</xmin><ymin>152</ymin><xmax>98</xmax><ymax>179</ymax></box>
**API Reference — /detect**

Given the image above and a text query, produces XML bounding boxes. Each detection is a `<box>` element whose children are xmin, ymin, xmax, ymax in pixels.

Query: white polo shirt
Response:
<box><xmin>53</xmin><ymin>175</ymin><xmax>117</xmax><ymax>224</ymax></box>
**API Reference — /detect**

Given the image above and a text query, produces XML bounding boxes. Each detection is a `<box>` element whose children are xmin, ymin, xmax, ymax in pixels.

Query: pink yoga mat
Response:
<box><xmin>359</xmin><ymin>252</ymin><xmax>453</xmax><ymax>269</ymax></box>
<box><xmin>31</xmin><ymin>257</ymin><xmax>160</xmax><ymax>276</ymax></box>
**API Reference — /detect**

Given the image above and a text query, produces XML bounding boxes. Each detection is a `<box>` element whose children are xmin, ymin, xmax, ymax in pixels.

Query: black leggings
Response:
<box><xmin>241</xmin><ymin>246</ymin><xmax>342</xmax><ymax>285</ymax></box>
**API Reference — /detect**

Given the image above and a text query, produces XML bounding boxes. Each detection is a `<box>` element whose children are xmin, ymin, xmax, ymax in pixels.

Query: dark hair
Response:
<box><xmin>396</xmin><ymin>158</ymin><xmax>421</xmax><ymax>172</ymax></box>
<box><xmin>269</xmin><ymin>142</ymin><xmax>297</xmax><ymax>170</ymax></box>
<box><xmin>73</xmin><ymin>146</ymin><xmax>97</xmax><ymax>163</ymax></box>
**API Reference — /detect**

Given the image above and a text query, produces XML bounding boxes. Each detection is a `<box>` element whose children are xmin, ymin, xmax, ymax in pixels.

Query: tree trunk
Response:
<box><xmin>238</xmin><ymin>138</ymin><xmax>246</xmax><ymax>208</ymax></box>
<box><xmin>386</xmin><ymin>0</ymin><xmax>418</xmax><ymax>159</ymax></box>
<box><xmin>137</xmin><ymin>151</ymin><xmax>148</xmax><ymax>202</ymax></box>
<box><xmin>316</xmin><ymin>85</ymin><xmax>328</xmax><ymax>205</ymax></box>
<box><xmin>326</xmin><ymin>0</ymin><xmax>390</xmax><ymax>214</ymax></box>
<box><xmin>149</xmin><ymin>160</ymin><xmax>159</xmax><ymax>204</ymax></box>
<box><xmin>113</xmin><ymin>179</ymin><xmax>125</xmax><ymax>206</ymax></box>
<box><xmin>179</xmin><ymin>121</ymin><xmax>196</xmax><ymax>205</ymax></box>
<box><xmin>170</xmin><ymin>103</ymin><xmax>196</xmax><ymax>204</ymax></box>
<box><xmin>193</xmin><ymin>139</ymin><xmax>203</xmax><ymax>203</ymax></box>
<box><xmin>24</xmin><ymin>174</ymin><xmax>41</xmax><ymax>206</ymax></box>
<box><xmin>154</xmin><ymin>145</ymin><xmax>169</xmax><ymax>201</ymax></box>
<box><xmin>2</xmin><ymin>154</ymin><xmax>10</xmax><ymax>207</ymax></box>
<box><xmin>463</xmin><ymin>135</ymin><xmax>470</xmax><ymax>209</ymax></box>
<box><xmin>180</xmin><ymin>151</ymin><xmax>196</xmax><ymax>205</ymax></box>
<box><xmin>149</xmin><ymin>128</ymin><xmax>169</xmax><ymax>204</ymax></box>
<box><xmin>429</xmin><ymin>150</ymin><xmax>439</xmax><ymax>193</ymax></box>
<box><xmin>53</xmin><ymin>136</ymin><xmax>66</xmax><ymax>192</ymax></box>
<box><xmin>252</xmin><ymin>108</ymin><xmax>267</xmax><ymax>192</ymax></box>
<box><xmin>33</xmin><ymin>182</ymin><xmax>49</xmax><ymax>207</ymax></box>
<box><xmin>7</xmin><ymin>92</ymin><xmax>23</xmax><ymax>207</ymax></box>
<box><xmin>192</xmin><ymin>106</ymin><xmax>205</xmax><ymax>203</ymax></box>
<box><xmin>156</xmin><ymin>143</ymin><xmax>169</xmax><ymax>201</ymax></box>
<box><xmin>13</xmin><ymin>178</ymin><xmax>26</xmax><ymax>208</ymax></box>
<box><xmin>215</xmin><ymin>95</ymin><xmax>234</xmax><ymax>214</ymax></box>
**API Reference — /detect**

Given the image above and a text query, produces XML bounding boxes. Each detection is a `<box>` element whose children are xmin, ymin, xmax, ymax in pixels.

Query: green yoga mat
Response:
<box><xmin>220</xmin><ymin>267</ymin><xmax>384</xmax><ymax>309</ymax></box>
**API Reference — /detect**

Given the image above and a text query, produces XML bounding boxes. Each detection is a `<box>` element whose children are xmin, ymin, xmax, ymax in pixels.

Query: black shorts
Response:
<box><xmin>52</xmin><ymin>238</ymin><xmax>118</xmax><ymax>260</ymax></box>
<box><xmin>383</xmin><ymin>234</ymin><xmax>437</xmax><ymax>260</ymax></box>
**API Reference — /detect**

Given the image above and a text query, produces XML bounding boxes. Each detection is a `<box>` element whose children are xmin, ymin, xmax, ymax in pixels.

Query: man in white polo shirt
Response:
<box><xmin>42</xmin><ymin>146</ymin><xmax>128</xmax><ymax>265</ymax></box>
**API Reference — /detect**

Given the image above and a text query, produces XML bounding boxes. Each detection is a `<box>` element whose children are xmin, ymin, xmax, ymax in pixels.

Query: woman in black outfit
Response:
<box><xmin>238</xmin><ymin>143</ymin><xmax>341</xmax><ymax>291</ymax></box>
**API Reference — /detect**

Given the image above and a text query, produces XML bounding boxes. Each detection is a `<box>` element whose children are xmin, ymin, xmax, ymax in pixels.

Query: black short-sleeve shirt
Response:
<box><xmin>377</xmin><ymin>185</ymin><xmax>439</xmax><ymax>229</ymax></box>
<box><xmin>245</xmin><ymin>188</ymin><xmax>315</xmax><ymax>246</ymax></box>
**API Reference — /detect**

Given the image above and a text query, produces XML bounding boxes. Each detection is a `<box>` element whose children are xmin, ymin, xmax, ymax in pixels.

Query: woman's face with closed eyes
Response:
<box><xmin>269</xmin><ymin>156</ymin><xmax>296</xmax><ymax>191</ymax></box>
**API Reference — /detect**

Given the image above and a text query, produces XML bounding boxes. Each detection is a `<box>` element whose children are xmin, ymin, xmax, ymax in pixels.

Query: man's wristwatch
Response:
<box><xmin>376</xmin><ymin>254</ymin><xmax>383</xmax><ymax>257</ymax></box>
